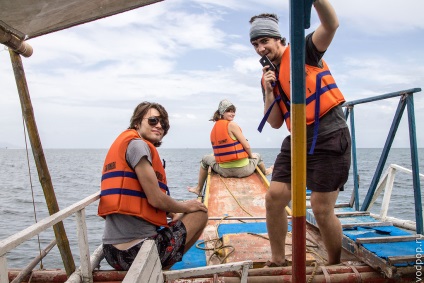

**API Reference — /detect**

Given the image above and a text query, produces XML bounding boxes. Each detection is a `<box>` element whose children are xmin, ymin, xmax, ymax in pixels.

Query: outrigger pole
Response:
<box><xmin>289</xmin><ymin>0</ymin><xmax>314</xmax><ymax>282</ymax></box>
<box><xmin>8</xmin><ymin>48</ymin><xmax>76</xmax><ymax>275</ymax></box>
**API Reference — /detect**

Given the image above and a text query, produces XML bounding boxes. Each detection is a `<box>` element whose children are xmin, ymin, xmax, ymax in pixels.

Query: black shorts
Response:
<box><xmin>103</xmin><ymin>220</ymin><xmax>187</xmax><ymax>271</ymax></box>
<box><xmin>272</xmin><ymin>127</ymin><xmax>351</xmax><ymax>192</ymax></box>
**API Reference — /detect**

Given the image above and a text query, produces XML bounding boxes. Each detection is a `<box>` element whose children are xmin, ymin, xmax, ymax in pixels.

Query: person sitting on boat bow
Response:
<box><xmin>98</xmin><ymin>101</ymin><xmax>208</xmax><ymax>270</ymax></box>
<box><xmin>188</xmin><ymin>99</ymin><xmax>273</xmax><ymax>196</ymax></box>
<box><xmin>249</xmin><ymin>0</ymin><xmax>351</xmax><ymax>267</ymax></box>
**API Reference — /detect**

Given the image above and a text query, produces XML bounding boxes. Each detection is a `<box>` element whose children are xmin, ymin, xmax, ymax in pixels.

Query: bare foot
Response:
<box><xmin>187</xmin><ymin>186</ymin><xmax>201</xmax><ymax>196</ymax></box>
<box><xmin>265</xmin><ymin>165</ymin><xmax>274</xmax><ymax>176</ymax></box>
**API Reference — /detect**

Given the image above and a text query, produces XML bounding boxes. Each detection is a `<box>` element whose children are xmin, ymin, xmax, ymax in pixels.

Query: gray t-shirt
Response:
<box><xmin>102</xmin><ymin>139</ymin><xmax>159</xmax><ymax>245</ymax></box>
<box><xmin>262</xmin><ymin>32</ymin><xmax>347</xmax><ymax>140</ymax></box>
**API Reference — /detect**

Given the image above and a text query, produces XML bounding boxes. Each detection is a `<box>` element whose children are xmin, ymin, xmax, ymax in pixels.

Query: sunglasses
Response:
<box><xmin>145</xmin><ymin>116</ymin><xmax>168</xmax><ymax>131</ymax></box>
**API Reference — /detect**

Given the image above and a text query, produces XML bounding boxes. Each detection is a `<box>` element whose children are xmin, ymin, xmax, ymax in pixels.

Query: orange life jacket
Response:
<box><xmin>260</xmin><ymin>47</ymin><xmax>345</xmax><ymax>131</ymax></box>
<box><xmin>210</xmin><ymin>120</ymin><xmax>249</xmax><ymax>163</ymax></box>
<box><xmin>98</xmin><ymin>129</ymin><xmax>169</xmax><ymax>227</ymax></box>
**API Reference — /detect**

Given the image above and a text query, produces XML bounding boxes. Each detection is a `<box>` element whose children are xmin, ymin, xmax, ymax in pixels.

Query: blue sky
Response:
<box><xmin>1</xmin><ymin>0</ymin><xmax>423</xmax><ymax>149</ymax></box>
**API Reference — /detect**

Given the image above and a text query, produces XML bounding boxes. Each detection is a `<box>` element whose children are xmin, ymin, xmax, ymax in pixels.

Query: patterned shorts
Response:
<box><xmin>103</xmin><ymin>220</ymin><xmax>187</xmax><ymax>271</ymax></box>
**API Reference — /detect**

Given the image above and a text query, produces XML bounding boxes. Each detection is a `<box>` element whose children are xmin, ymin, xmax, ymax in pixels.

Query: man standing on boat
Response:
<box><xmin>249</xmin><ymin>0</ymin><xmax>351</xmax><ymax>266</ymax></box>
<box><xmin>98</xmin><ymin>101</ymin><xmax>208</xmax><ymax>270</ymax></box>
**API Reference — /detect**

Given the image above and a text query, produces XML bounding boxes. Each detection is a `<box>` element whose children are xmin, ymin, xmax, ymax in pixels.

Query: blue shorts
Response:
<box><xmin>103</xmin><ymin>220</ymin><xmax>187</xmax><ymax>270</ymax></box>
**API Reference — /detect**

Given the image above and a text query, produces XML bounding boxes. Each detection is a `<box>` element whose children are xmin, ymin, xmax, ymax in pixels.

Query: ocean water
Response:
<box><xmin>0</xmin><ymin>148</ymin><xmax>423</xmax><ymax>269</ymax></box>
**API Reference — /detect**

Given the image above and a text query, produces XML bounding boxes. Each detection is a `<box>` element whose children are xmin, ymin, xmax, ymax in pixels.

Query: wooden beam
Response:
<box><xmin>163</xmin><ymin>261</ymin><xmax>253</xmax><ymax>281</ymax></box>
<box><xmin>356</xmin><ymin>235</ymin><xmax>418</xmax><ymax>244</ymax></box>
<box><xmin>341</xmin><ymin>222</ymin><xmax>392</xmax><ymax>229</ymax></box>
<box><xmin>123</xmin><ymin>240</ymin><xmax>163</xmax><ymax>283</ymax></box>
<box><xmin>0</xmin><ymin>26</ymin><xmax>33</xmax><ymax>57</ymax></box>
<box><xmin>336</xmin><ymin>211</ymin><xmax>370</xmax><ymax>217</ymax></box>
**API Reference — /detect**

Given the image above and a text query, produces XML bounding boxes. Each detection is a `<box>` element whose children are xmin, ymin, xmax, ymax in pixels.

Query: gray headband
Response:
<box><xmin>250</xmin><ymin>17</ymin><xmax>281</xmax><ymax>42</ymax></box>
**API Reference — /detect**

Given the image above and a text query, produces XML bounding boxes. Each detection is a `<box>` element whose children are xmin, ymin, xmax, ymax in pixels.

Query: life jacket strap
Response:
<box><xmin>257</xmin><ymin>95</ymin><xmax>282</xmax><ymax>133</ymax></box>
<box><xmin>308</xmin><ymin>70</ymin><xmax>332</xmax><ymax>155</ymax></box>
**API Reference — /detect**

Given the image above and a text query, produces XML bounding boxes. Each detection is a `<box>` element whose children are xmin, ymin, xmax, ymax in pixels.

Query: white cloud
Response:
<box><xmin>1</xmin><ymin>0</ymin><xmax>423</xmax><ymax>149</ymax></box>
<box><xmin>333</xmin><ymin>1</ymin><xmax>424</xmax><ymax>34</ymax></box>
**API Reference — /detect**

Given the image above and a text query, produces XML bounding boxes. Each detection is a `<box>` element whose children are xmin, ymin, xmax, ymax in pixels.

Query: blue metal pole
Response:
<box><xmin>348</xmin><ymin>107</ymin><xmax>360</xmax><ymax>210</ymax></box>
<box><xmin>406</xmin><ymin>95</ymin><xmax>423</xmax><ymax>234</ymax></box>
<box><xmin>343</xmin><ymin>88</ymin><xmax>421</xmax><ymax>107</ymax></box>
<box><xmin>361</xmin><ymin>97</ymin><xmax>407</xmax><ymax>211</ymax></box>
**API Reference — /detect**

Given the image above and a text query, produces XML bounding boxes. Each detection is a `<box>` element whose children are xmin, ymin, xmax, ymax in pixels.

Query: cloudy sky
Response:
<box><xmin>1</xmin><ymin>0</ymin><xmax>423</xmax><ymax>149</ymax></box>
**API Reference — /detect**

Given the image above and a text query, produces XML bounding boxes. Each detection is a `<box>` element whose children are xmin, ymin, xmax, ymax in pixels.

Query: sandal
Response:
<box><xmin>263</xmin><ymin>260</ymin><xmax>288</xmax><ymax>268</ymax></box>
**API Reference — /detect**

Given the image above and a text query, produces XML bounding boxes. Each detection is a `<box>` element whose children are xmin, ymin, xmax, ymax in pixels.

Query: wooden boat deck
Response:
<box><xmin>171</xmin><ymin>170</ymin><xmax>368</xmax><ymax>277</ymax></box>
<box><xmin>6</xmin><ymin>169</ymin><xmax>419</xmax><ymax>282</ymax></box>
<box><xmin>306</xmin><ymin>203</ymin><xmax>419</xmax><ymax>278</ymax></box>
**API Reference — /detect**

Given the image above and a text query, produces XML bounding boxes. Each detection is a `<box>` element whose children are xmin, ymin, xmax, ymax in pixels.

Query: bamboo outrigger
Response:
<box><xmin>1</xmin><ymin>0</ymin><xmax>423</xmax><ymax>282</ymax></box>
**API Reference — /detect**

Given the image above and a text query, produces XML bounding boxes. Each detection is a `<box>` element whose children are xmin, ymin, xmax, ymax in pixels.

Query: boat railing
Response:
<box><xmin>1</xmin><ymin>189</ymin><xmax>254</xmax><ymax>283</ymax></box>
<box><xmin>343</xmin><ymin>87</ymin><xmax>423</xmax><ymax>234</ymax></box>
<box><xmin>0</xmin><ymin>192</ymin><xmax>100</xmax><ymax>283</ymax></box>
<box><xmin>366</xmin><ymin>163</ymin><xmax>424</xmax><ymax>230</ymax></box>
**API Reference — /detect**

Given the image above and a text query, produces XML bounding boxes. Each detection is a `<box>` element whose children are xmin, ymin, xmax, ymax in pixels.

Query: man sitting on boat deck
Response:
<box><xmin>188</xmin><ymin>99</ymin><xmax>273</xmax><ymax>196</ymax></box>
<box><xmin>98</xmin><ymin>101</ymin><xmax>208</xmax><ymax>271</ymax></box>
<box><xmin>249</xmin><ymin>0</ymin><xmax>351</xmax><ymax>266</ymax></box>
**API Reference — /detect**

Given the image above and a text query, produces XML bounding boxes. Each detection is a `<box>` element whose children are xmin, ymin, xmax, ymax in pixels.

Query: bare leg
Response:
<box><xmin>265</xmin><ymin>181</ymin><xmax>291</xmax><ymax>265</ymax></box>
<box><xmin>258</xmin><ymin>162</ymin><xmax>274</xmax><ymax>176</ymax></box>
<box><xmin>310</xmin><ymin>190</ymin><xmax>342</xmax><ymax>265</ymax></box>
<box><xmin>187</xmin><ymin>165</ymin><xmax>208</xmax><ymax>195</ymax></box>
<box><xmin>180</xmin><ymin>210</ymin><xmax>208</xmax><ymax>252</ymax></box>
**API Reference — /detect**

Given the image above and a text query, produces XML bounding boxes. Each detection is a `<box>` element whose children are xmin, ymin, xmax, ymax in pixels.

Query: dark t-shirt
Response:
<box><xmin>262</xmin><ymin>32</ymin><xmax>347</xmax><ymax>140</ymax></box>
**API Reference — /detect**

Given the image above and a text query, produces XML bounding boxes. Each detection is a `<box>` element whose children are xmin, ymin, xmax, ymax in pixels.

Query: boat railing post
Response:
<box><xmin>123</xmin><ymin>240</ymin><xmax>163</xmax><ymax>283</ymax></box>
<box><xmin>361</xmin><ymin>96</ymin><xmax>407</xmax><ymax>211</ymax></box>
<box><xmin>0</xmin><ymin>255</ymin><xmax>8</xmax><ymax>283</ymax></box>
<box><xmin>346</xmin><ymin>106</ymin><xmax>360</xmax><ymax>210</ymax></box>
<box><xmin>75</xmin><ymin>209</ymin><xmax>92</xmax><ymax>283</ymax></box>
<box><xmin>406</xmin><ymin>94</ymin><xmax>423</xmax><ymax>234</ymax></box>
<box><xmin>379</xmin><ymin>166</ymin><xmax>396</xmax><ymax>220</ymax></box>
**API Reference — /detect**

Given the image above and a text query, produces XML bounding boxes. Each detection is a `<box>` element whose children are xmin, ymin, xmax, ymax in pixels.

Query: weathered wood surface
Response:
<box><xmin>123</xmin><ymin>240</ymin><xmax>163</xmax><ymax>283</ymax></box>
<box><xmin>204</xmin><ymin>170</ymin><xmax>268</xmax><ymax>222</ymax></box>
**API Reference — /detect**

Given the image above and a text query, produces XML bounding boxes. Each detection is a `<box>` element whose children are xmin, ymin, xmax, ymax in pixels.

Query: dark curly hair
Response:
<box><xmin>128</xmin><ymin>101</ymin><xmax>170</xmax><ymax>147</ymax></box>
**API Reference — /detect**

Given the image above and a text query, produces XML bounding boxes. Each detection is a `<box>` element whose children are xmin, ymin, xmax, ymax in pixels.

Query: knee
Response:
<box><xmin>265</xmin><ymin>189</ymin><xmax>290</xmax><ymax>211</ymax></box>
<box><xmin>311</xmin><ymin>205</ymin><xmax>333</xmax><ymax>223</ymax></box>
<box><xmin>199</xmin><ymin>211</ymin><xmax>208</xmax><ymax>227</ymax></box>
<box><xmin>265</xmin><ymin>190</ymin><xmax>276</xmax><ymax>207</ymax></box>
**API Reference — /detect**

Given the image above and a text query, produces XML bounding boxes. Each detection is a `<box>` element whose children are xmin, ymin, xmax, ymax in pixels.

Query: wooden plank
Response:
<box><xmin>0</xmin><ymin>192</ymin><xmax>100</xmax><ymax>256</ymax></box>
<box><xmin>11</xmin><ymin>240</ymin><xmax>56</xmax><ymax>283</ymax></box>
<box><xmin>123</xmin><ymin>240</ymin><xmax>163</xmax><ymax>283</ymax></box>
<box><xmin>220</xmin><ymin>233</ymin><xmax>315</xmax><ymax>268</ymax></box>
<box><xmin>205</xmin><ymin>171</ymin><xmax>268</xmax><ymax>223</ymax></box>
<box><xmin>64</xmin><ymin>245</ymin><xmax>105</xmax><ymax>283</ymax></box>
<box><xmin>307</xmin><ymin>203</ymin><xmax>352</xmax><ymax>209</ymax></box>
<box><xmin>163</xmin><ymin>261</ymin><xmax>252</xmax><ymax>281</ymax></box>
<box><xmin>149</xmin><ymin>258</ymin><xmax>163</xmax><ymax>283</ymax></box>
<box><xmin>0</xmin><ymin>255</ymin><xmax>8</xmax><ymax>283</ymax></box>
<box><xmin>356</xmin><ymin>235</ymin><xmax>418</xmax><ymax>244</ymax></box>
<box><xmin>343</xmin><ymin>234</ymin><xmax>417</xmax><ymax>278</ymax></box>
<box><xmin>388</xmin><ymin>255</ymin><xmax>417</xmax><ymax>264</ymax></box>
<box><xmin>75</xmin><ymin>210</ymin><xmax>92</xmax><ymax>283</ymax></box>
<box><xmin>341</xmin><ymin>221</ymin><xmax>393</xmax><ymax>229</ymax></box>
<box><xmin>354</xmin><ymin>243</ymin><xmax>396</xmax><ymax>278</ymax></box>
<box><xmin>334</xmin><ymin>203</ymin><xmax>352</xmax><ymax>208</ymax></box>
<box><xmin>335</xmin><ymin>211</ymin><xmax>370</xmax><ymax>217</ymax></box>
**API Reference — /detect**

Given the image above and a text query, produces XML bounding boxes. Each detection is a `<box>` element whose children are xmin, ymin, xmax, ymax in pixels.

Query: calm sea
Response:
<box><xmin>0</xmin><ymin>148</ymin><xmax>423</xmax><ymax>269</ymax></box>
